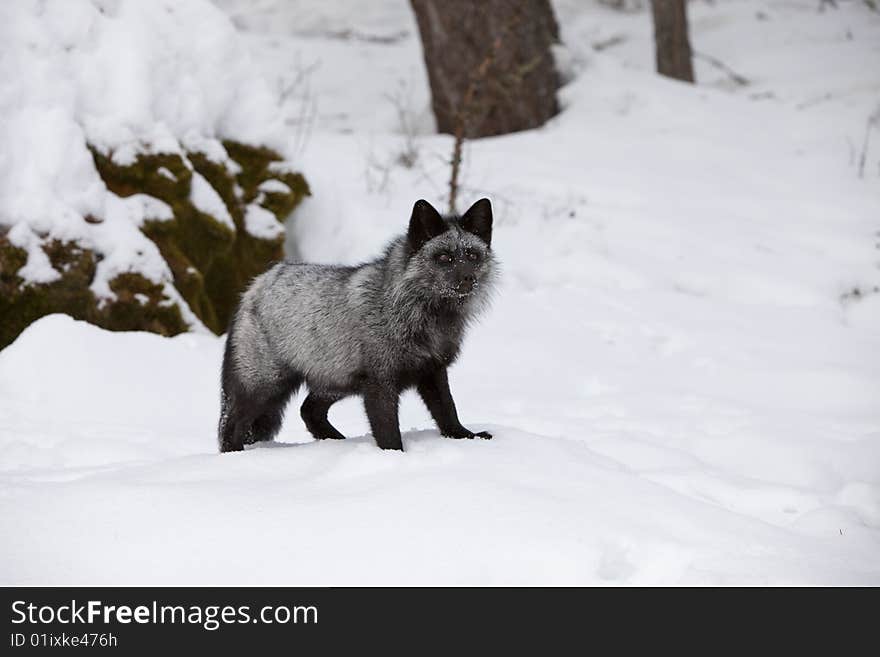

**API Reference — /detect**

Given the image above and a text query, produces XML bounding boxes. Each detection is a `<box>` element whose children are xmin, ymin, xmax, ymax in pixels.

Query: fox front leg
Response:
<box><xmin>363</xmin><ymin>381</ymin><xmax>405</xmax><ymax>451</ymax></box>
<box><xmin>417</xmin><ymin>368</ymin><xmax>492</xmax><ymax>440</ymax></box>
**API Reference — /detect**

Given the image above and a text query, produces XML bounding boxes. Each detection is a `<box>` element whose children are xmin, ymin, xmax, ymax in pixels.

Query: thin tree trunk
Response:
<box><xmin>651</xmin><ymin>0</ymin><xmax>695</xmax><ymax>83</ymax></box>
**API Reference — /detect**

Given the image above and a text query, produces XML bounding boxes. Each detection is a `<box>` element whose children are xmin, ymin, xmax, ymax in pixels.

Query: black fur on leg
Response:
<box><xmin>362</xmin><ymin>381</ymin><xmax>404</xmax><ymax>451</ymax></box>
<box><xmin>219</xmin><ymin>335</ymin><xmax>303</xmax><ymax>452</ymax></box>
<box><xmin>219</xmin><ymin>391</ymin><xmax>252</xmax><ymax>453</ymax></box>
<box><xmin>300</xmin><ymin>392</ymin><xmax>347</xmax><ymax>440</ymax></box>
<box><xmin>417</xmin><ymin>366</ymin><xmax>492</xmax><ymax>440</ymax></box>
<box><xmin>247</xmin><ymin>388</ymin><xmax>292</xmax><ymax>445</ymax></box>
<box><xmin>218</xmin><ymin>406</ymin><xmax>245</xmax><ymax>453</ymax></box>
<box><xmin>220</xmin><ymin>381</ymin><xmax>301</xmax><ymax>452</ymax></box>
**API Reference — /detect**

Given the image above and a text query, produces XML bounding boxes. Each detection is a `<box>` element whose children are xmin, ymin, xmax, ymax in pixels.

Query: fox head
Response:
<box><xmin>405</xmin><ymin>198</ymin><xmax>496</xmax><ymax>304</ymax></box>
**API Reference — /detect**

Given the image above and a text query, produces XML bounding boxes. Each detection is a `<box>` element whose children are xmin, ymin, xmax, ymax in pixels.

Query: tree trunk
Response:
<box><xmin>650</xmin><ymin>0</ymin><xmax>695</xmax><ymax>83</ymax></box>
<box><xmin>410</xmin><ymin>0</ymin><xmax>560</xmax><ymax>139</ymax></box>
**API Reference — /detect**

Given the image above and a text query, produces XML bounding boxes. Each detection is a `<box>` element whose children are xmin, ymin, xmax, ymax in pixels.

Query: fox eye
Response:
<box><xmin>436</xmin><ymin>252</ymin><xmax>453</xmax><ymax>264</ymax></box>
<box><xmin>465</xmin><ymin>249</ymin><xmax>480</xmax><ymax>262</ymax></box>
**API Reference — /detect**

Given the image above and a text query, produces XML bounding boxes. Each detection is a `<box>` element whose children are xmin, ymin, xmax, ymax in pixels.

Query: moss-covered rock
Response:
<box><xmin>0</xmin><ymin>236</ymin><xmax>188</xmax><ymax>348</ymax></box>
<box><xmin>0</xmin><ymin>141</ymin><xmax>309</xmax><ymax>349</ymax></box>
<box><xmin>90</xmin><ymin>149</ymin><xmax>193</xmax><ymax>201</ymax></box>
<box><xmin>100</xmin><ymin>272</ymin><xmax>188</xmax><ymax>336</ymax></box>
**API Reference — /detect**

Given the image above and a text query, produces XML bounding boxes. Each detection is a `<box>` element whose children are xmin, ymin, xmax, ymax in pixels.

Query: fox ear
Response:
<box><xmin>408</xmin><ymin>199</ymin><xmax>446</xmax><ymax>250</ymax></box>
<box><xmin>460</xmin><ymin>198</ymin><xmax>492</xmax><ymax>247</ymax></box>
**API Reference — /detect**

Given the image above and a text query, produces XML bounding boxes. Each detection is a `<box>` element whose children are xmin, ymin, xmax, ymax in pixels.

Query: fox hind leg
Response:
<box><xmin>220</xmin><ymin>372</ymin><xmax>302</xmax><ymax>453</ymax></box>
<box><xmin>301</xmin><ymin>391</ymin><xmax>347</xmax><ymax>440</ymax></box>
<box><xmin>247</xmin><ymin>401</ymin><xmax>285</xmax><ymax>445</ymax></box>
<box><xmin>219</xmin><ymin>397</ymin><xmax>249</xmax><ymax>453</ymax></box>
<box><xmin>245</xmin><ymin>374</ymin><xmax>299</xmax><ymax>445</ymax></box>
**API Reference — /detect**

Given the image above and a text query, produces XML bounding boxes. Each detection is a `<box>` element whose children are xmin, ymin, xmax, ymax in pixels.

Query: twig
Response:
<box><xmin>693</xmin><ymin>50</ymin><xmax>748</xmax><ymax>87</ymax></box>
<box><xmin>592</xmin><ymin>34</ymin><xmax>626</xmax><ymax>51</ymax></box>
<box><xmin>858</xmin><ymin>111</ymin><xmax>878</xmax><ymax>179</ymax></box>
<box><xmin>320</xmin><ymin>29</ymin><xmax>410</xmax><ymax>45</ymax></box>
<box><xmin>383</xmin><ymin>79</ymin><xmax>420</xmax><ymax>168</ymax></box>
<box><xmin>278</xmin><ymin>54</ymin><xmax>321</xmax><ymax>159</ymax></box>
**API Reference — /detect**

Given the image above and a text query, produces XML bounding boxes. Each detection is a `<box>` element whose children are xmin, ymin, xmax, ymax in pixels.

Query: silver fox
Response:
<box><xmin>218</xmin><ymin>198</ymin><xmax>498</xmax><ymax>452</ymax></box>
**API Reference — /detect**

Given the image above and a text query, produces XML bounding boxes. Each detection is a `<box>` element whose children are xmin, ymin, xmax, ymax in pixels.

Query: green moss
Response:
<box><xmin>140</xmin><ymin>219</ymin><xmax>218</xmax><ymax>331</ymax></box>
<box><xmin>92</xmin><ymin>146</ymin><xmax>236</xmax><ymax>273</ymax></box>
<box><xmin>203</xmin><ymin>229</ymin><xmax>285</xmax><ymax>327</ymax></box>
<box><xmin>90</xmin><ymin>147</ymin><xmax>191</xmax><ymax>201</ymax></box>
<box><xmin>92</xmin><ymin>146</ymin><xmax>241</xmax><ymax>333</ymax></box>
<box><xmin>43</xmin><ymin>239</ymin><xmax>97</xmax><ymax>280</ymax></box>
<box><xmin>222</xmin><ymin>139</ymin><xmax>311</xmax><ymax>214</ymax></box>
<box><xmin>96</xmin><ymin>141</ymin><xmax>310</xmax><ymax>334</ymax></box>
<box><xmin>0</xmin><ymin>237</ymin><xmax>28</xmax><ymax>287</ymax></box>
<box><xmin>1</xmin><ymin>140</ymin><xmax>309</xmax><ymax>349</ymax></box>
<box><xmin>258</xmin><ymin>172</ymin><xmax>310</xmax><ymax>221</ymax></box>
<box><xmin>0</xmin><ymin>237</ymin><xmax>186</xmax><ymax>348</ymax></box>
<box><xmin>198</xmin><ymin>141</ymin><xmax>310</xmax><ymax>328</ymax></box>
<box><xmin>1</xmin><ymin>237</ymin><xmax>94</xmax><ymax>348</ymax></box>
<box><xmin>222</xmin><ymin>141</ymin><xmax>281</xmax><ymax>196</ymax></box>
<box><xmin>97</xmin><ymin>273</ymin><xmax>187</xmax><ymax>336</ymax></box>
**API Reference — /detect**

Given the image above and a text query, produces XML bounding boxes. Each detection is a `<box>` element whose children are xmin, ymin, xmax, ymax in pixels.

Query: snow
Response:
<box><xmin>6</xmin><ymin>224</ymin><xmax>62</xmax><ymax>285</ymax></box>
<box><xmin>2</xmin><ymin>0</ymin><xmax>879</xmax><ymax>585</ymax></box>
<box><xmin>181</xmin><ymin>134</ymin><xmax>233</xmax><ymax>166</ymax></box>
<box><xmin>189</xmin><ymin>172</ymin><xmax>235</xmax><ymax>231</ymax></box>
<box><xmin>2</xmin><ymin>303</ymin><xmax>877</xmax><ymax>585</ymax></box>
<box><xmin>244</xmin><ymin>203</ymin><xmax>285</xmax><ymax>240</ymax></box>
<box><xmin>258</xmin><ymin>178</ymin><xmax>293</xmax><ymax>194</ymax></box>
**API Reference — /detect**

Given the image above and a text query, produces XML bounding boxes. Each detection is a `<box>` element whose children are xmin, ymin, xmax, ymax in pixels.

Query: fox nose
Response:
<box><xmin>456</xmin><ymin>274</ymin><xmax>475</xmax><ymax>292</ymax></box>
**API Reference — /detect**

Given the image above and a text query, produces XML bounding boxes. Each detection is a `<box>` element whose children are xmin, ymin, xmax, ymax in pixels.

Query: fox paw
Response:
<box><xmin>444</xmin><ymin>429</ymin><xmax>492</xmax><ymax>440</ymax></box>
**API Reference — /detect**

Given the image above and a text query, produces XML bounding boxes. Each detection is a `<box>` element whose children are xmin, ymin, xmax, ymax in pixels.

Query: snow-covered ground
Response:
<box><xmin>1</xmin><ymin>0</ymin><xmax>879</xmax><ymax>584</ymax></box>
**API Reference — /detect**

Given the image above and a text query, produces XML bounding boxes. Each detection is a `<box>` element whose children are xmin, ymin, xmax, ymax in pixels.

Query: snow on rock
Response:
<box><xmin>0</xmin><ymin>0</ymin><xmax>305</xmax><ymax>346</ymax></box>
<box><xmin>6</xmin><ymin>224</ymin><xmax>62</xmax><ymax>285</ymax></box>
<box><xmin>86</xmin><ymin>209</ymin><xmax>175</xmax><ymax>303</ymax></box>
<box><xmin>181</xmin><ymin>134</ymin><xmax>232</xmax><ymax>166</ymax></box>
<box><xmin>257</xmin><ymin>178</ymin><xmax>293</xmax><ymax>194</ymax></box>
<box><xmin>189</xmin><ymin>172</ymin><xmax>236</xmax><ymax>231</ymax></box>
<box><xmin>244</xmin><ymin>203</ymin><xmax>285</xmax><ymax>240</ymax></box>
<box><xmin>106</xmin><ymin>193</ymin><xmax>174</xmax><ymax>228</ymax></box>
